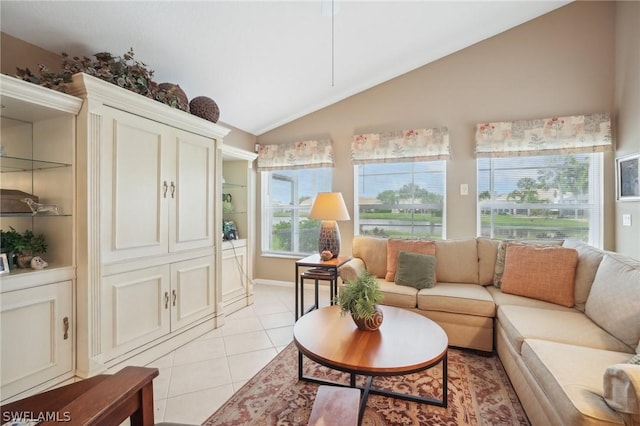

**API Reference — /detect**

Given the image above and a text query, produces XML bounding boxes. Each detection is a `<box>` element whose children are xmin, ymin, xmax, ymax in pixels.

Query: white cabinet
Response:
<box><xmin>0</xmin><ymin>75</ymin><xmax>82</xmax><ymax>402</ymax></box>
<box><xmin>69</xmin><ymin>73</ymin><xmax>229</xmax><ymax>377</ymax></box>
<box><xmin>0</xmin><ymin>281</ymin><xmax>73</xmax><ymax>401</ymax></box>
<box><xmin>100</xmin><ymin>107</ymin><xmax>215</xmax><ymax>263</ymax></box>
<box><xmin>220</xmin><ymin>146</ymin><xmax>257</xmax><ymax>315</ymax></box>
<box><xmin>101</xmin><ymin>256</ymin><xmax>215</xmax><ymax>362</ymax></box>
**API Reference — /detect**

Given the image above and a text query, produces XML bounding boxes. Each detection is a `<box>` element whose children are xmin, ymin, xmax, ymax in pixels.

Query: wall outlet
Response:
<box><xmin>622</xmin><ymin>214</ymin><xmax>632</xmax><ymax>227</ymax></box>
<box><xmin>460</xmin><ymin>184</ymin><xmax>469</xmax><ymax>196</ymax></box>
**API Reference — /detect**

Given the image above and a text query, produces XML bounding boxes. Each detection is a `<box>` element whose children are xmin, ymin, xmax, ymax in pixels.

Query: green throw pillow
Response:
<box><xmin>395</xmin><ymin>251</ymin><xmax>436</xmax><ymax>290</ymax></box>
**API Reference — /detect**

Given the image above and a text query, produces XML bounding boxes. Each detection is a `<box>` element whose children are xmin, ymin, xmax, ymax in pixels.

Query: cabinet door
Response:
<box><xmin>1</xmin><ymin>281</ymin><xmax>73</xmax><ymax>400</ymax></box>
<box><xmin>169</xmin><ymin>130</ymin><xmax>215</xmax><ymax>252</ymax></box>
<box><xmin>101</xmin><ymin>107</ymin><xmax>170</xmax><ymax>263</ymax></box>
<box><xmin>101</xmin><ymin>266</ymin><xmax>171</xmax><ymax>362</ymax></box>
<box><xmin>170</xmin><ymin>256</ymin><xmax>216</xmax><ymax>331</ymax></box>
<box><xmin>221</xmin><ymin>241</ymin><xmax>248</xmax><ymax>305</ymax></box>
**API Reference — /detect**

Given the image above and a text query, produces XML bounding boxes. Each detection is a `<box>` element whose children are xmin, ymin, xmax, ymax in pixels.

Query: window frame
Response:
<box><xmin>260</xmin><ymin>167</ymin><xmax>333</xmax><ymax>257</ymax></box>
<box><xmin>353</xmin><ymin>161</ymin><xmax>447</xmax><ymax>240</ymax></box>
<box><xmin>476</xmin><ymin>153</ymin><xmax>603</xmax><ymax>247</ymax></box>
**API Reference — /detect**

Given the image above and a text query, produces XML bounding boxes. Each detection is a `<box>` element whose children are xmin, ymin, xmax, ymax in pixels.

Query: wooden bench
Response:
<box><xmin>308</xmin><ymin>385</ymin><xmax>360</xmax><ymax>426</ymax></box>
<box><xmin>0</xmin><ymin>366</ymin><xmax>158</xmax><ymax>425</ymax></box>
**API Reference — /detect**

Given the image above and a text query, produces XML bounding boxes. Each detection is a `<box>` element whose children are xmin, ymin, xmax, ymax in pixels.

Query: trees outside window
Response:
<box><xmin>261</xmin><ymin>168</ymin><xmax>332</xmax><ymax>255</ymax></box>
<box><xmin>477</xmin><ymin>153</ymin><xmax>602</xmax><ymax>245</ymax></box>
<box><xmin>355</xmin><ymin>161</ymin><xmax>446</xmax><ymax>239</ymax></box>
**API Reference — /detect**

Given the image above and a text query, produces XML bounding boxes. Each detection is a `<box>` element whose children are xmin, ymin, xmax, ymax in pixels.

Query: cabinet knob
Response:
<box><xmin>163</xmin><ymin>181</ymin><xmax>169</xmax><ymax>198</ymax></box>
<box><xmin>170</xmin><ymin>181</ymin><xmax>176</xmax><ymax>198</ymax></box>
<box><xmin>164</xmin><ymin>291</ymin><xmax>169</xmax><ymax>309</ymax></box>
<box><xmin>63</xmin><ymin>317</ymin><xmax>69</xmax><ymax>340</ymax></box>
<box><xmin>172</xmin><ymin>289</ymin><xmax>177</xmax><ymax>306</ymax></box>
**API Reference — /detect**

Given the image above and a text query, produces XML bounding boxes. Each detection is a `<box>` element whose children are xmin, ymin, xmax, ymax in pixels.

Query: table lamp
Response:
<box><xmin>309</xmin><ymin>192</ymin><xmax>350</xmax><ymax>258</ymax></box>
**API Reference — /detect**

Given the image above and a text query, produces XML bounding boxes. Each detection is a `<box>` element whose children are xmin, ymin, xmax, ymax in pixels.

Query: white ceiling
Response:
<box><xmin>1</xmin><ymin>1</ymin><xmax>569</xmax><ymax>135</ymax></box>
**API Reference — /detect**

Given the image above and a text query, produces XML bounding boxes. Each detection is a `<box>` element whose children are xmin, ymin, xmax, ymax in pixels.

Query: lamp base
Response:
<box><xmin>318</xmin><ymin>220</ymin><xmax>341</xmax><ymax>258</ymax></box>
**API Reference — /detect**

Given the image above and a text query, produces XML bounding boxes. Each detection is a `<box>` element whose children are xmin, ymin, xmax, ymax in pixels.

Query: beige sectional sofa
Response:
<box><xmin>338</xmin><ymin>236</ymin><xmax>640</xmax><ymax>425</ymax></box>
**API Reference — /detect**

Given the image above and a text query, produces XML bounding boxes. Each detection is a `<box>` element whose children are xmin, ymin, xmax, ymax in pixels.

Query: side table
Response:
<box><xmin>295</xmin><ymin>254</ymin><xmax>351</xmax><ymax>320</ymax></box>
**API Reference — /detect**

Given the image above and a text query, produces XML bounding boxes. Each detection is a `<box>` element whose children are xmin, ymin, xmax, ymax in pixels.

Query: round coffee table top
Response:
<box><xmin>293</xmin><ymin>305</ymin><xmax>448</xmax><ymax>376</ymax></box>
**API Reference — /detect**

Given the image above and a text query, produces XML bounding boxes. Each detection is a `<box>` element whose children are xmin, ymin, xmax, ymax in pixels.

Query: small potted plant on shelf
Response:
<box><xmin>0</xmin><ymin>227</ymin><xmax>23</xmax><ymax>269</ymax></box>
<box><xmin>335</xmin><ymin>271</ymin><xmax>384</xmax><ymax>331</ymax></box>
<box><xmin>11</xmin><ymin>229</ymin><xmax>48</xmax><ymax>269</ymax></box>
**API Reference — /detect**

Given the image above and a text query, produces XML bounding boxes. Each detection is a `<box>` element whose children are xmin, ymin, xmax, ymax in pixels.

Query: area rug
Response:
<box><xmin>202</xmin><ymin>343</ymin><xmax>529</xmax><ymax>426</ymax></box>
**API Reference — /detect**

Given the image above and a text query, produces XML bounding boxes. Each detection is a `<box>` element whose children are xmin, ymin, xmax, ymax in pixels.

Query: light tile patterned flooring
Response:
<box><xmin>148</xmin><ymin>282</ymin><xmax>331</xmax><ymax>425</ymax></box>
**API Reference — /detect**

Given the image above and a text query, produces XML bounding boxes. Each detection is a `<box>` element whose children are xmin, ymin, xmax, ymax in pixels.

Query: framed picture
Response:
<box><xmin>0</xmin><ymin>253</ymin><xmax>9</xmax><ymax>275</ymax></box>
<box><xmin>616</xmin><ymin>153</ymin><xmax>640</xmax><ymax>201</ymax></box>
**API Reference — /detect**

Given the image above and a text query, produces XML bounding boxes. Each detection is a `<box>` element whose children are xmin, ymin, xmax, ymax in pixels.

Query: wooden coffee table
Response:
<box><xmin>293</xmin><ymin>305</ymin><xmax>448</xmax><ymax>423</ymax></box>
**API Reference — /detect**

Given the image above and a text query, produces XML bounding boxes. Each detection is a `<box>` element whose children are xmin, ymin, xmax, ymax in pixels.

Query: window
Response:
<box><xmin>355</xmin><ymin>161</ymin><xmax>446</xmax><ymax>239</ymax></box>
<box><xmin>261</xmin><ymin>168</ymin><xmax>332</xmax><ymax>255</ymax></box>
<box><xmin>477</xmin><ymin>153</ymin><xmax>602</xmax><ymax>245</ymax></box>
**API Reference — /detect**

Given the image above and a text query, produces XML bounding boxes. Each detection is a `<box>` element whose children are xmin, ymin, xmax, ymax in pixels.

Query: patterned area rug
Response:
<box><xmin>202</xmin><ymin>343</ymin><xmax>529</xmax><ymax>426</ymax></box>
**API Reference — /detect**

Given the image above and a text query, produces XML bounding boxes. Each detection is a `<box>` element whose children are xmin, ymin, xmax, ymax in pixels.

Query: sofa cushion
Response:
<box><xmin>497</xmin><ymin>305</ymin><xmax>633</xmax><ymax>354</ymax></box>
<box><xmin>522</xmin><ymin>339</ymin><xmax>631</xmax><ymax>425</ymax></box>
<box><xmin>585</xmin><ymin>254</ymin><xmax>640</xmax><ymax>351</ymax></box>
<box><xmin>417</xmin><ymin>283</ymin><xmax>494</xmax><ymax>317</ymax></box>
<box><xmin>352</xmin><ymin>236</ymin><xmax>388</xmax><ymax>279</ymax></box>
<box><xmin>477</xmin><ymin>237</ymin><xmax>500</xmax><ymax>285</ymax></box>
<box><xmin>434</xmin><ymin>238</ymin><xmax>479</xmax><ymax>284</ymax></box>
<box><xmin>562</xmin><ymin>239</ymin><xmax>605</xmax><ymax>312</ymax></box>
<box><xmin>500</xmin><ymin>244</ymin><xmax>578</xmax><ymax>307</ymax></box>
<box><xmin>395</xmin><ymin>251</ymin><xmax>436</xmax><ymax>289</ymax></box>
<box><xmin>385</xmin><ymin>239</ymin><xmax>435</xmax><ymax>282</ymax></box>
<box><xmin>486</xmin><ymin>285</ymin><xmax>576</xmax><ymax>312</ymax></box>
<box><xmin>377</xmin><ymin>279</ymin><xmax>419</xmax><ymax>309</ymax></box>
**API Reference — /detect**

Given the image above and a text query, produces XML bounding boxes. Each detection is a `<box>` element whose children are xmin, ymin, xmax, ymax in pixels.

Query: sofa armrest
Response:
<box><xmin>338</xmin><ymin>258</ymin><xmax>367</xmax><ymax>282</ymax></box>
<box><xmin>603</xmin><ymin>363</ymin><xmax>640</xmax><ymax>415</ymax></box>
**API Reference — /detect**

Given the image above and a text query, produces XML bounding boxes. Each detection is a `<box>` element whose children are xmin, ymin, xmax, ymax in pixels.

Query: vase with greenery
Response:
<box><xmin>335</xmin><ymin>271</ymin><xmax>384</xmax><ymax>331</ymax></box>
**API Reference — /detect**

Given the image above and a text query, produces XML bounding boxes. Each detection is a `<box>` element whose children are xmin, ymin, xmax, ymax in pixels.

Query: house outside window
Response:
<box><xmin>355</xmin><ymin>161</ymin><xmax>446</xmax><ymax>239</ymax></box>
<box><xmin>477</xmin><ymin>153</ymin><xmax>603</xmax><ymax>245</ymax></box>
<box><xmin>474</xmin><ymin>113</ymin><xmax>611</xmax><ymax>247</ymax></box>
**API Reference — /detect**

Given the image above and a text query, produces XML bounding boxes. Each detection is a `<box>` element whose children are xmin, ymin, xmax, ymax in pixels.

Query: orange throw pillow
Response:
<box><xmin>500</xmin><ymin>243</ymin><xmax>578</xmax><ymax>307</ymax></box>
<box><xmin>385</xmin><ymin>239</ymin><xmax>436</xmax><ymax>281</ymax></box>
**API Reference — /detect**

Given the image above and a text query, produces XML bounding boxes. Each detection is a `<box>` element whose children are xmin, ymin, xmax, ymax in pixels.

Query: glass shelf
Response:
<box><xmin>222</xmin><ymin>182</ymin><xmax>247</xmax><ymax>189</ymax></box>
<box><xmin>0</xmin><ymin>212</ymin><xmax>71</xmax><ymax>218</ymax></box>
<box><xmin>0</xmin><ymin>156</ymin><xmax>71</xmax><ymax>173</ymax></box>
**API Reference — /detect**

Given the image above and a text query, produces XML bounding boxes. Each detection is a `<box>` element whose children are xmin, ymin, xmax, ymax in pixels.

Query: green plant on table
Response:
<box><xmin>335</xmin><ymin>271</ymin><xmax>383</xmax><ymax>320</ymax></box>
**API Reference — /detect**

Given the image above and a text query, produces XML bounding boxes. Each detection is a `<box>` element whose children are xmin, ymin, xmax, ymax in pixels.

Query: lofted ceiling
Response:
<box><xmin>0</xmin><ymin>1</ymin><xmax>570</xmax><ymax>135</ymax></box>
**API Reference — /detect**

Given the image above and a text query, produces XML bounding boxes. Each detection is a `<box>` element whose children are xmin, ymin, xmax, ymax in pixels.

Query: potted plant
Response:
<box><xmin>11</xmin><ymin>229</ymin><xmax>48</xmax><ymax>268</ymax></box>
<box><xmin>335</xmin><ymin>271</ymin><xmax>384</xmax><ymax>331</ymax></box>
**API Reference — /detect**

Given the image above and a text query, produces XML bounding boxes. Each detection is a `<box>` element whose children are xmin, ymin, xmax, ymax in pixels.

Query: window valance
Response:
<box><xmin>475</xmin><ymin>112</ymin><xmax>612</xmax><ymax>158</ymax></box>
<box><xmin>257</xmin><ymin>139</ymin><xmax>334</xmax><ymax>171</ymax></box>
<box><xmin>351</xmin><ymin>127</ymin><xmax>450</xmax><ymax>164</ymax></box>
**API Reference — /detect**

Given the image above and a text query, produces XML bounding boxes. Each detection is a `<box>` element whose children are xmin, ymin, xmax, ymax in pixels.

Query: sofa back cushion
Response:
<box><xmin>385</xmin><ymin>239</ymin><xmax>435</xmax><ymax>281</ymax></box>
<box><xmin>434</xmin><ymin>238</ymin><xmax>479</xmax><ymax>284</ymax></box>
<box><xmin>352</xmin><ymin>236</ymin><xmax>388</xmax><ymax>279</ymax></box>
<box><xmin>585</xmin><ymin>254</ymin><xmax>640</xmax><ymax>352</ymax></box>
<box><xmin>477</xmin><ymin>237</ymin><xmax>500</xmax><ymax>285</ymax></box>
<box><xmin>562</xmin><ymin>239</ymin><xmax>604</xmax><ymax>312</ymax></box>
<box><xmin>500</xmin><ymin>243</ymin><xmax>578</xmax><ymax>307</ymax></box>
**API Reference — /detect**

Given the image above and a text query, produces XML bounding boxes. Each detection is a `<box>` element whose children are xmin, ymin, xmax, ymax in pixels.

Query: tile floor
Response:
<box><xmin>146</xmin><ymin>282</ymin><xmax>332</xmax><ymax>425</ymax></box>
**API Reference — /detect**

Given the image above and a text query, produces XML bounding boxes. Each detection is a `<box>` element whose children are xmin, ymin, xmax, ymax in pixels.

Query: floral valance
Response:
<box><xmin>257</xmin><ymin>139</ymin><xmax>334</xmax><ymax>171</ymax></box>
<box><xmin>475</xmin><ymin>113</ymin><xmax>612</xmax><ymax>158</ymax></box>
<box><xmin>351</xmin><ymin>127</ymin><xmax>450</xmax><ymax>164</ymax></box>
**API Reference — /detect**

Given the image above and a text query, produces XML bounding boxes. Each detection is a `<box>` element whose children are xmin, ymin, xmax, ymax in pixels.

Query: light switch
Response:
<box><xmin>460</xmin><ymin>184</ymin><xmax>469</xmax><ymax>196</ymax></box>
<box><xmin>622</xmin><ymin>214</ymin><xmax>632</xmax><ymax>227</ymax></box>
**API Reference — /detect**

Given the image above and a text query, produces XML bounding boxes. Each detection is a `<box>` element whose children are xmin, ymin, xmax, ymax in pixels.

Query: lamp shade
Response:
<box><xmin>309</xmin><ymin>192</ymin><xmax>350</xmax><ymax>221</ymax></box>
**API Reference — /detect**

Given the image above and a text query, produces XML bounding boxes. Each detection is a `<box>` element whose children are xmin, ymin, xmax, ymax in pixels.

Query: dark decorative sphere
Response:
<box><xmin>158</xmin><ymin>83</ymin><xmax>189</xmax><ymax>112</ymax></box>
<box><xmin>189</xmin><ymin>96</ymin><xmax>220</xmax><ymax>123</ymax></box>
